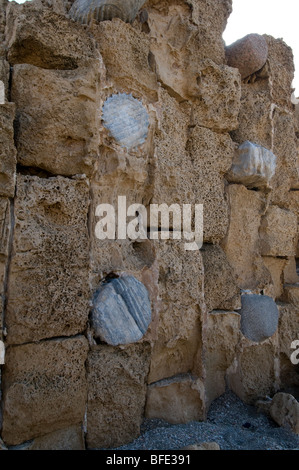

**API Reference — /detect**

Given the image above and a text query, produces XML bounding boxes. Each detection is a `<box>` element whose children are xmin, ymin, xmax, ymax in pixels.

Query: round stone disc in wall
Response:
<box><xmin>102</xmin><ymin>93</ymin><xmax>149</xmax><ymax>150</ymax></box>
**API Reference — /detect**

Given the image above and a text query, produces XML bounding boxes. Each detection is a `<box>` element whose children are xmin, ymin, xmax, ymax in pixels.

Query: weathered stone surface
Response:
<box><xmin>226</xmin><ymin>141</ymin><xmax>277</xmax><ymax>189</ymax></box>
<box><xmin>11</xmin><ymin>426</ymin><xmax>85</xmax><ymax>450</ymax></box>
<box><xmin>227</xmin><ymin>341</ymin><xmax>276</xmax><ymax>404</ymax></box>
<box><xmin>92</xmin><ymin>19</ymin><xmax>158</xmax><ymax>101</ymax></box>
<box><xmin>188</xmin><ymin>59</ymin><xmax>241</xmax><ymax>131</ymax></box>
<box><xmin>0</xmin><ymin>59</ymin><xmax>9</xmax><ymax>100</ymax></box>
<box><xmin>0</xmin><ymin>339</ymin><xmax>4</xmax><ymax>364</ymax></box>
<box><xmin>102</xmin><ymin>93</ymin><xmax>149</xmax><ymax>150</ymax></box>
<box><xmin>205</xmin><ymin>311</ymin><xmax>241</xmax><ymax>407</ymax></box>
<box><xmin>262</xmin><ymin>256</ymin><xmax>287</xmax><ymax>300</ymax></box>
<box><xmin>1</xmin><ymin>336</ymin><xmax>89</xmax><ymax>446</ymax></box>
<box><xmin>0</xmin><ymin>80</ymin><xmax>4</xmax><ymax>103</ymax></box>
<box><xmin>270</xmin><ymin>393</ymin><xmax>299</xmax><ymax>434</ymax></box>
<box><xmin>283</xmin><ymin>257</ymin><xmax>299</xmax><ymax>284</ymax></box>
<box><xmin>0</xmin><ymin>197</ymin><xmax>11</xmax><ymax>332</ymax></box>
<box><xmin>145</xmin><ymin>374</ymin><xmax>205</xmax><ymax>424</ymax></box>
<box><xmin>281</xmin><ymin>285</ymin><xmax>299</xmax><ymax>308</ymax></box>
<box><xmin>278</xmin><ymin>303</ymin><xmax>299</xmax><ymax>361</ymax></box>
<box><xmin>225</xmin><ymin>34</ymin><xmax>268</xmax><ymax>80</ymax></box>
<box><xmin>86</xmin><ymin>344</ymin><xmax>151</xmax><ymax>449</ymax></box>
<box><xmin>182</xmin><ymin>442</ymin><xmax>220</xmax><ymax>450</ymax></box>
<box><xmin>11</xmin><ymin>62</ymin><xmax>100</xmax><ymax>176</ymax></box>
<box><xmin>202</xmin><ymin>244</ymin><xmax>241</xmax><ymax>312</ymax></box>
<box><xmin>221</xmin><ymin>184</ymin><xmax>270</xmax><ymax>290</ymax></box>
<box><xmin>0</xmin><ymin>103</ymin><xmax>17</xmax><ymax>197</ymax></box>
<box><xmin>240</xmin><ymin>294</ymin><xmax>279</xmax><ymax>343</ymax></box>
<box><xmin>91</xmin><ymin>275</ymin><xmax>152</xmax><ymax>346</ymax></box>
<box><xmin>147</xmin><ymin>240</ymin><xmax>205</xmax><ymax>383</ymax></box>
<box><xmin>6</xmin><ymin>175</ymin><xmax>90</xmax><ymax>345</ymax></box>
<box><xmin>259</xmin><ymin>206</ymin><xmax>298</xmax><ymax>257</ymax></box>
<box><xmin>6</xmin><ymin>3</ymin><xmax>97</xmax><ymax>69</ymax></box>
<box><xmin>70</xmin><ymin>0</ymin><xmax>146</xmax><ymax>24</ymax></box>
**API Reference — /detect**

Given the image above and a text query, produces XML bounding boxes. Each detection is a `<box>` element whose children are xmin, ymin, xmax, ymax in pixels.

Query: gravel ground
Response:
<box><xmin>114</xmin><ymin>391</ymin><xmax>299</xmax><ymax>451</ymax></box>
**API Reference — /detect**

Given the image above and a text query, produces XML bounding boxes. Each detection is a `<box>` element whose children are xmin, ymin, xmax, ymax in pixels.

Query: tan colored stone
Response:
<box><xmin>205</xmin><ymin>311</ymin><xmax>241</xmax><ymax>407</ymax></box>
<box><xmin>91</xmin><ymin>18</ymin><xmax>158</xmax><ymax>102</ymax></box>
<box><xmin>281</xmin><ymin>285</ymin><xmax>299</xmax><ymax>308</ymax></box>
<box><xmin>278</xmin><ymin>303</ymin><xmax>299</xmax><ymax>359</ymax></box>
<box><xmin>1</xmin><ymin>336</ymin><xmax>89</xmax><ymax>446</ymax></box>
<box><xmin>202</xmin><ymin>244</ymin><xmax>241</xmax><ymax>312</ymax></box>
<box><xmin>86</xmin><ymin>343</ymin><xmax>151</xmax><ymax>449</ymax></box>
<box><xmin>227</xmin><ymin>341</ymin><xmax>276</xmax><ymax>404</ymax></box>
<box><xmin>147</xmin><ymin>240</ymin><xmax>205</xmax><ymax>383</ymax></box>
<box><xmin>145</xmin><ymin>374</ymin><xmax>205</xmax><ymax>424</ymax></box>
<box><xmin>11</xmin><ymin>426</ymin><xmax>85</xmax><ymax>450</ymax></box>
<box><xmin>221</xmin><ymin>184</ymin><xmax>270</xmax><ymax>290</ymax></box>
<box><xmin>6</xmin><ymin>175</ymin><xmax>90</xmax><ymax>345</ymax></box>
<box><xmin>182</xmin><ymin>442</ymin><xmax>220</xmax><ymax>450</ymax></box>
<box><xmin>270</xmin><ymin>393</ymin><xmax>299</xmax><ymax>434</ymax></box>
<box><xmin>283</xmin><ymin>257</ymin><xmax>299</xmax><ymax>284</ymax></box>
<box><xmin>6</xmin><ymin>2</ymin><xmax>97</xmax><ymax>69</ymax></box>
<box><xmin>260</xmin><ymin>206</ymin><xmax>297</xmax><ymax>257</ymax></box>
<box><xmin>11</xmin><ymin>62</ymin><xmax>100</xmax><ymax>176</ymax></box>
<box><xmin>0</xmin><ymin>59</ymin><xmax>9</xmax><ymax>100</ymax></box>
<box><xmin>0</xmin><ymin>103</ymin><xmax>17</xmax><ymax>197</ymax></box>
<box><xmin>262</xmin><ymin>257</ymin><xmax>287</xmax><ymax>300</ymax></box>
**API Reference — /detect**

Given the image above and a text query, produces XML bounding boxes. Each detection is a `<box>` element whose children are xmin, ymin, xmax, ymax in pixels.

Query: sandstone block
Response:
<box><xmin>6</xmin><ymin>175</ymin><xmax>90</xmax><ymax>344</ymax></box>
<box><xmin>205</xmin><ymin>310</ymin><xmax>241</xmax><ymax>407</ymax></box>
<box><xmin>202</xmin><ymin>244</ymin><xmax>241</xmax><ymax>312</ymax></box>
<box><xmin>0</xmin><ymin>103</ymin><xmax>17</xmax><ymax>197</ymax></box>
<box><xmin>227</xmin><ymin>342</ymin><xmax>276</xmax><ymax>404</ymax></box>
<box><xmin>1</xmin><ymin>336</ymin><xmax>89</xmax><ymax>446</ymax></box>
<box><xmin>91</xmin><ymin>275</ymin><xmax>152</xmax><ymax>346</ymax></box>
<box><xmin>221</xmin><ymin>184</ymin><xmax>269</xmax><ymax>290</ymax></box>
<box><xmin>6</xmin><ymin>3</ymin><xmax>97</xmax><ymax>69</ymax></box>
<box><xmin>270</xmin><ymin>393</ymin><xmax>299</xmax><ymax>434</ymax></box>
<box><xmin>70</xmin><ymin>0</ymin><xmax>146</xmax><ymax>24</ymax></box>
<box><xmin>226</xmin><ymin>141</ymin><xmax>277</xmax><ymax>189</ymax></box>
<box><xmin>281</xmin><ymin>285</ymin><xmax>299</xmax><ymax>308</ymax></box>
<box><xmin>239</xmin><ymin>294</ymin><xmax>279</xmax><ymax>343</ymax></box>
<box><xmin>278</xmin><ymin>303</ymin><xmax>299</xmax><ymax>359</ymax></box>
<box><xmin>283</xmin><ymin>257</ymin><xmax>299</xmax><ymax>284</ymax></box>
<box><xmin>145</xmin><ymin>374</ymin><xmax>205</xmax><ymax>424</ymax></box>
<box><xmin>11</xmin><ymin>426</ymin><xmax>85</xmax><ymax>450</ymax></box>
<box><xmin>225</xmin><ymin>34</ymin><xmax>268</xmax><ymax>80</ymax></box>
<box><xmin>262</xmin><ymin>256</ymin><xmax>287</xmax><ymax>300</ymax></box>
<box><xmin>259</xmin><ymin>206</ymin><xmax>297</xmax><ymax>257</ymax></box>
<box><xmin>86</xmin><ymin>343</ymin><xmax>151</xmax><ymax>449</ymax></box>
<box><xmin>11</xmin><ymin>63</ymin><xmax>100</xmax><ymax>176</ymax></box>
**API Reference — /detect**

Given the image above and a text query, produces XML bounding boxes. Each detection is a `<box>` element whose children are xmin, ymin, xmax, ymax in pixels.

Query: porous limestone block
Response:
<box><xmin>281</xmin><ymin>285</ymin><xmax>299</xmax><ymax>309</ymax></box>
<box><xmin>5</xmin><ymin>175</ymin><xmax>90</xmax><ymax>345</ymax></box>
<box><xmin>283</xmin><ymin>257</ymin><xmax>299</xmax><ymax>284</ymax></box>
<box><xmin>264</xmin><ymin>35</ymin><xmax>295</xmax><ymax>112</ymax></box>
<box><xmin>270</xmin><ymin>393</ymin><xmax>299</xmax><ymax>434</ymax></box>
<box><xmin>10</xmin><ymin>426</ymin><xmax>85</xmax><ymax>450</ymax></box>
<box><xmin>225</xmin><ymin>34</ymin><xmax>268</xmax><ymax>80</ymax></box>
<box><xmin>145</xmin><ymin>374</ymin><xmax>205</xmax><ymax>424</ymax></box>
<box><xmin>259</xmin><ymin>206</ymin><xmax>298</xmax><ymax>257</ymax></box>
<box><xmin>231</xmin><ymin>81</ymin><xmax>273</xmax><ymax>150</ymax></box>
<box><xmin>239</xmin><ymin>294</ymin><xmax>279</xmax><ymax>343</ymax></box>
<box><xmin>1</xmin><ymin>336</ymin><xmax>89</xmax><ymax>446</ymax></box>
<box><xmin>91</xmin><ymin>275</ymin><xmax>152</xmax><ymax>346</ymax></box>
<box><xmin>188</xmin><ymin>59</ymin><xmax>241</xmax><ymax>131</ymax></box>
<box><xmin>262</xmin><ymin>256</ymin><xmax>287</xmax><ymax>300</ymax></box>
<box><xmin>70</xmin><ymin>0</ymin><xmax>146</xmax><ymax>24</ymax></box>
<box><xmin>6</xmin><ymin>2</ymin><xmax>97</xmax><ymax>68</ymax></box>
<box><xmin>227</xmin><ymin>341</ymin><xmax>276</xmax><ymax>404</ymax></box>
<box><xmin>11</xmin><ymin>62</ymin><xmax>100</xmax><ymax>176</ymax></box>
<box><xmin>92</xmin><ymin>18</ymin><xmax>158</xmax><ymax>101</ymax></box>
<box><xmin>86</xmin><ymin>343</ymin><xmax>151</xmax><ymax>449</ymax></box>
<box><xmin>226</xmin><ymin>141</ymin><xmax>277</xmax><ymax>189</ymax></box>
<box><xmin>146</xmin><ymin>0</ymin><xmax>232</xmax><ymax>100</ymax></box>
<box><xmin>221</xmin><ymin>184</ymin><xmax>270</xmax><ymax>290</ymax></box>
<box><xmin>202</xmin><ymin>244</ymin><xmax>241</xmax><ymax>312</ymax></box>
<box><xmin>205</xmin><ymin>310</ymin><xmax>241</xmax><ymax>407</ymax></box>
<box><xmin>147</xmin><ymin>240</ymin><xmax>205</xmax><ymax>383</ymax></box>
<box><xmin>0</xmin><ymin>103</ymin><xmax>17</xmax><ymax>197</ymax></box>
<box><xmin>278</xmin><ymin>303</ymin><xmax>299</xmax><ymax>359</ymax></box>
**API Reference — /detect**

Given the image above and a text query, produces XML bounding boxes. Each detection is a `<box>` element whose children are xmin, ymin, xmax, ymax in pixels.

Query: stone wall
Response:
<box><xmin>0</xmin><ymin>0</ymin><xmax>298</xmax><ymax>449</ymax></box>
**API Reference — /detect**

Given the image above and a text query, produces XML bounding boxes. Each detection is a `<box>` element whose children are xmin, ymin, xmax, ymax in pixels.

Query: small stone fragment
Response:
<box><xmin>182</xmin><ymin>442</ymin><xmax>220</xmax><ymax>450</ymax></box>
<box><xmin>91</xmin><ymin>275</ymin><xmax>152</xmax><ymax>346</ymax></box>
<box><xmin>270</xmin><ymin>393</ymin><xmax>299</xmax><ymax>434</ymax></box>
<box><xmin>225</xmin><ymin>34</ymin><xmax>268</xmax><ymax>80</ymax></box>
<box><xmin>240</xmin><ymin>294</ymin><xmax>279</xmax><ymax>343</ymax></box>
<box><xmin>226</xmin><ymin>141</ymin><xmax>277</xmax><ymax>189</ymax></box>
<box><xmin>70</xmin><ymin>0</ymin><xmax>146</xmax><ymax>24</ymax></box>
